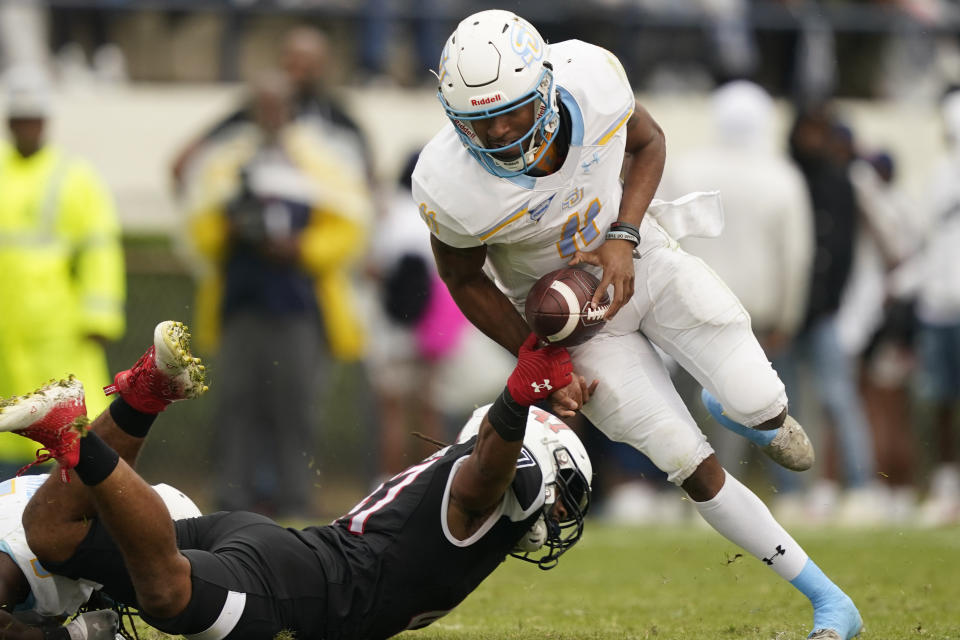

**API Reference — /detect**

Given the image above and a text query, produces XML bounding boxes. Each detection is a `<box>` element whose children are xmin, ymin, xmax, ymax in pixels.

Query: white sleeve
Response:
<box><xmin>0</xmin><ymin>477</ymin><xmax>99</xmax><ymax>617</ymax></box>
<box><xmin>411</xmin><ymin>174</ymin><xmax>483</xmax><ymax>249</ymax></box>
<box><xmin>850</xmin><ymin>160</ymin><xmax>913</xmax><ymax>264</ymax></box>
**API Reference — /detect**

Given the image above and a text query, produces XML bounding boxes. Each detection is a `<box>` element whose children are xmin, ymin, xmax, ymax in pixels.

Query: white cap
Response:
<box><xmin>4</xmin><ymin>64</ymin><xmax>52</xmax><ymax>118</ymax></box>
<box><xmin>711</xmin><ymin>80</ymin><xmax>774</xmax><ymax>148</ymax></box>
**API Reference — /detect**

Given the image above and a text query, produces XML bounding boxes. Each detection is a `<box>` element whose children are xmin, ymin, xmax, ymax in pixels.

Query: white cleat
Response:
<box><xmin>105</xmin><ymin>320</ymin><xmax>209</xmax><ymax>413</ymax></box>
<box><xmin>0</xmin><ymin>377</ymin><xmax>89</xmax><ymax>479</ymax></box>
<box><xmin>763</xmin><ymin>414</ymin><xmax>815</xmax><ymax>472</ymax></box>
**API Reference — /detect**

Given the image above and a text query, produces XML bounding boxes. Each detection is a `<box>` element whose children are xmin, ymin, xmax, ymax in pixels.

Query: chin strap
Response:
<box><xmin>490</xmin><ymin>94</ymin><xmax>560</xmax><ymax>175</ymax></box>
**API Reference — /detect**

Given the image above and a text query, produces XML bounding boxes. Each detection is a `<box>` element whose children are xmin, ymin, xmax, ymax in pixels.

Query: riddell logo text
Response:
<box><xmin>471</xmin><ymin>93</ymin><xmax>505</xmax><ymax>106</ymax></box>
<box><xmin>454</xmin><ymin>120</ymin><xmax>475</xmax><ymax>139</ymax></box>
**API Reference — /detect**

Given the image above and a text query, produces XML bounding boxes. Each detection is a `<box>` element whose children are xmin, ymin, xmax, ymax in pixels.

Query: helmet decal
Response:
<box><xmin>469</xmin><ymin>91</ymin><xmax>507</xmax><ymax>107</ymax></box>
<box><xmin>510</xmin><ymin>22</ymin><xmax>544</xmax><ymax>68</ymax></box>
<box><xmin>437</xmin><ymin>41</ymin><xmax>452</xmax><ymax>86</ymax></box>
<box><xmin>452</xmin><ymin>118</ymin><xmax>479</xmax><ymax>144</ymax></box>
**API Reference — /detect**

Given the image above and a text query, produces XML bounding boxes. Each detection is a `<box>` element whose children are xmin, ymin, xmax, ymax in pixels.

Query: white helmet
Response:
<box><xmin>4</xmin><ymin>65</ymin><xmax>52</xmax><ymax>119</ymax></box>
<box><xmin>456</xmin><ymin>404</ymin><xmax>592</xmax><ymax>569</ymax></box>
<box><xmin>152</xmin><ymin>483</ymin><xmax>202</xmax><ymax>520</ymax></box>
<box><xmin>436</xmin><ymin>9</ymin><xmax>559</xmax><ymax>178</ymax></box>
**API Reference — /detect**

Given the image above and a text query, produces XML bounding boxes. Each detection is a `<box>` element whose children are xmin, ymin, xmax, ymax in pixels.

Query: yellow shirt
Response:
<box><xmin>184</xmin><ymin>123</ymin><xmax>371</xmax><ymax>360</ymax></box>
<box><xmin>0</xmin><ymin>144</ymin><xmax>125</xmax><ymax>459</ymax></box>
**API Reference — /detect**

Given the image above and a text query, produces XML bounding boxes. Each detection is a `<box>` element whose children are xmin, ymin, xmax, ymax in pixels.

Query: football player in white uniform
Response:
<box><xmin>0</xmin><ymin>473</ymin><xmax>201</xmax><ymax>639</ymax></box>
<box><xmin>413</xmin><ymin>9</ymin><xmax>862</xmax><ymax>640</ymax></box>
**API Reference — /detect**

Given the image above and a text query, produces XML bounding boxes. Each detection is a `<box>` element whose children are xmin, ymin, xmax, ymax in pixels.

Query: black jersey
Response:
<box><xmin>300</xmin><ymin>436</ymin><xmax>546</xmax><ymax>639</ymax></box>
<box><xmin>44</xmin><ymin>437</ymin><xmax>546</xmax><ymax>640</ymax></box>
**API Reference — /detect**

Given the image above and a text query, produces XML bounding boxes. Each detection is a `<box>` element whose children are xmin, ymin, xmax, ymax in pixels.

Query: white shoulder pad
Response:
<box><xmin>551</xmin><ymin>40</ymin><xmax>635</xmax><ymax>147</ymax></box>
<box><xmin>412</xmin><ymin>129</ymin><xmax>485</xmax><ymax>249</ymax></box>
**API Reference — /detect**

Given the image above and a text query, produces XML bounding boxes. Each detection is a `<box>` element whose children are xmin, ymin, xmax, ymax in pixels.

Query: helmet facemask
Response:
<box><xmin>510</xmin><ymin>445</ymin><xmax>591</xmax><ymax>570</ymax></box>
<box><xmin>439</xmin><ymin>65</ymin><xmax>559</xmax><ymax>179</ymax></box>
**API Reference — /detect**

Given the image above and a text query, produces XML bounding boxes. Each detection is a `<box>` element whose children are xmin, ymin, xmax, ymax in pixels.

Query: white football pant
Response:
<box><xmin>570</xmin><ymin>219</ymin><xmax>787</xmax><ymax>485</ymax></box>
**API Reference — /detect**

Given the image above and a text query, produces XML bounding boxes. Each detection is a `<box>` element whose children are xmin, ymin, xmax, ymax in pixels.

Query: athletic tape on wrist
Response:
<box><xmin>487</xmin><ymin>387</ymin><xmax>528</xmax><ymax>442</ymax></box>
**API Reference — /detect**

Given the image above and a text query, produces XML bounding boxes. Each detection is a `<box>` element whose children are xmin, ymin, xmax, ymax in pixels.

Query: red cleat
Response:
<box><xmin>105</xmin><ymin>321</ymin><xmax>209</xmax><ymax>414</ymax></box>
<box><xmin>0</xmin><ymin>377</ymin><xmax>89</xmax><ymax>481</ymax></box>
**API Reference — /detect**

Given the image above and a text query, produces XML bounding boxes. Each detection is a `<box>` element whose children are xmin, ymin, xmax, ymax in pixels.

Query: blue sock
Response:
<box><xmin>701</xmin><ymin>388</ymin><xmax>777</xmax><ymax>447</ymax></box>
<box><xmin>790</xmin><ymin>559</ymin><xmax>863</xmax><ymax>639</ymax></box>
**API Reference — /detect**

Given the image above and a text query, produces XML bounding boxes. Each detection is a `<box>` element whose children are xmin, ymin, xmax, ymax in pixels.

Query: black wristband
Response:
<box><xmin>109</xmin><ymin>396</ymin><xmax>157</xmax><ymax>438</ymax></box>
<box><xmin>487</xmin><ymin>386</ymin><xmax>529</xmax><ymax>442</ymax></box>
<box><xmin>610</xmin><ymin>220</ymin><xmax>641</xmax><ymax>235</ymax></box>
<box><xmin>607</xmin><ymin>221</ymin><xmax>641</xmax><ymax>246</ymax></box>
<box><xmin>74</xmin><ymin>431</ymin><xmax>121</xmax><ymax>486</ymax></box>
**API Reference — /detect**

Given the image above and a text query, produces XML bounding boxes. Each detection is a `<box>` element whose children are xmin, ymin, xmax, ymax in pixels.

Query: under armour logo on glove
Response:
<box><xmin>507</xmin><ymin>333</ymin><xmax>573</xmax><ymax>406</ymax></box>
<box><xmin>531</xmin><ymin>380</ymin><xmax>553</xmax><ymax>393</ymax></box>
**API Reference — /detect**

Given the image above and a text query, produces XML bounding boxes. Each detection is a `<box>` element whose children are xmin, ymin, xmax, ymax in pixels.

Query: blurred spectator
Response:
<box><xmin>171</xmin><ymin>25</ymin><xmax>370</xmax><ymax>192</ymax></box>
<box><xmin>663</xmin><ymin>80</ymin><xmax>815</xmax><ymax>517</ymax></box>
<box><xmin>357</xmin><ymin>0</ymin><xmax>446</xmax><ymax>86</ymax></box>
<box><xmin>696</xmin><ymin>0</ymin><xmax>759</xmax><ymax>83</ymax></box>
<box><xmin>182</xmin><ymin>71</ymin><xmax>371</xmax><ymax>517</ymax></box>
<box><xmin>793</xmin><ymin>4</ymin><xmax>837</xmax><ymax>104</ymax></box>
<box><xmin>0</xmin><ymin>1</ymin><xmax>47</xmax><ymax>70</ymax></box>
<box><xmin>779</xmin><ymin>107</ymin><xmax>880</xmax><ymax>524</ymax></box>
<box><xmin>668</xmin><ymin>81</ymin><xmax>814</xmax><ymax>364</ymax></box>
<box><xmin>911</xmin><ymin>88</ymin><xmax>960</xmax><ymax>526</ymax></box>
<box><xmin>49</xmin><ymin>6</ymin><xmax>130</xmax><ymax>88</ymax></box>
<box><xmin>874</xmin><ymin>0</ymin><xmax>960</xmax><ymax>101</ymax></box>
<box><xmin>0</xmin><ymin>65</ymin><xmax>126</xmax><ymax>477</ymax></box>
<box><xmin>838</xmin><ymin>148</ymin><xmax>924</xmax><ymax>524</ymax></box>
<box><xmin>364</xmin><ymin>151</ymin><xmax>470</xmax><ymax>477</ymax></box>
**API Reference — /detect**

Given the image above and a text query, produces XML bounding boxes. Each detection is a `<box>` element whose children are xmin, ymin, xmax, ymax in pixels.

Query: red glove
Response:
<box><xmin>507</xmin><ymin>333</ymin><xmax>573</xmax><ymax>406</ymax></box>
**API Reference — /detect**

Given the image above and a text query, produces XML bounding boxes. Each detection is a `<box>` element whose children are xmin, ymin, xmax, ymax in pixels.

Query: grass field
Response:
<box><xmin>393</xmin><ymin>523</ymin><xmax>960</xmax><ymax>640</ymax></box>
<box><xmin>128</xmin><ymin>522</ymin><xmax>960</xmax><ymax>640</ymax></box>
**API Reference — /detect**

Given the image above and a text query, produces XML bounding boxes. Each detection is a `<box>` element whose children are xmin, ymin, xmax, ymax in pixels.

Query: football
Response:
<box><xmin>524</xmin><ymin>267</ymin><xmax>610</xmax><ymax>348</ymax></box>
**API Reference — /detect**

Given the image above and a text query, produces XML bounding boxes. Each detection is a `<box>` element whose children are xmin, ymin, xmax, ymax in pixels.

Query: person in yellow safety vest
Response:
<box><xmin>0</xmin><ymin>66</ymin><xmax>125</xmax><ymax>476</ymax></box>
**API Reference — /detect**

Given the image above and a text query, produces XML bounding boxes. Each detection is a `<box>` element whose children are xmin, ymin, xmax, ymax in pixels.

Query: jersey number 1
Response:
<box><xmin>556</xmin><ymin>198</ymin><xmax>601</xmax><ymax>258</ymax></box>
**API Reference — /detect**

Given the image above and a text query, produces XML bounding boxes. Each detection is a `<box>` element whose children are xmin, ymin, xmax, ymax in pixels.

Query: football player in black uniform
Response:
<box><xmin>0</xmin><ymin>322</ymin><xmax>596</xmax><ymax>640</ymax></box>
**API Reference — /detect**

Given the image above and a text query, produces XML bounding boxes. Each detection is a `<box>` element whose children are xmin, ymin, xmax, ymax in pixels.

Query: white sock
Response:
<box><xmin>693</xmin><ymin>470</ymin><xmax>808</xmax><ymax>581</ymax></box>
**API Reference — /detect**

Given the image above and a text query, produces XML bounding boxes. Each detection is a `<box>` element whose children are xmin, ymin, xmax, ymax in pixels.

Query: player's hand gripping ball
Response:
<box><xmin>524</xmin><ymin>267</ymin><xmax>610</xmax><ymax>348</ymax></box>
